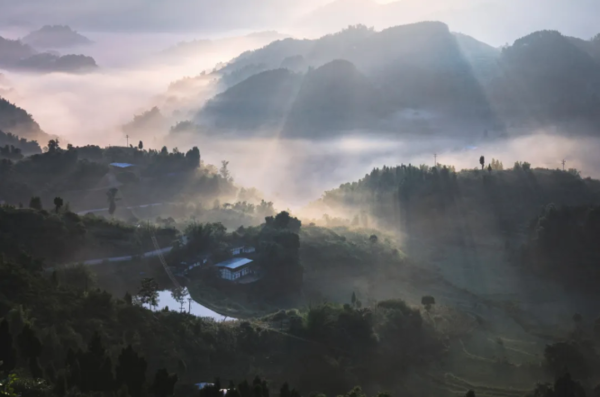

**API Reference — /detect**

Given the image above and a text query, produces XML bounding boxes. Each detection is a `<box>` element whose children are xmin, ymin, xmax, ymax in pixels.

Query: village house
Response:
<box><xmin>216</xmin><ymin>257</ymin><xmax>254</xmax><ymax>281</ymax></box>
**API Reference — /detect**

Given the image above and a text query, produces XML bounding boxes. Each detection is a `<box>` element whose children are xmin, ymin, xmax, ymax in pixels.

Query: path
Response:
<box><xmin>80</xmin><ymin>246</ymin><xmax>173</xmax><ymax>265</ymax></box>
<box><xmin>76</xmin><ymin>202</ymin><xmax>166</xmax><ymax>215</ymax></box>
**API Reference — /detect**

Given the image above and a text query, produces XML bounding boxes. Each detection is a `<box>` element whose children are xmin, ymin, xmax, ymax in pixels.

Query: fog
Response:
<box><xmin>2</xmin><ymin>1</ymin><xmax>600</xmax><ymax>210</ymax></box>
<box><xmin>166</xmin><ymin>132</ymin><xmax>600</xmax><ymax>211</ymax></box>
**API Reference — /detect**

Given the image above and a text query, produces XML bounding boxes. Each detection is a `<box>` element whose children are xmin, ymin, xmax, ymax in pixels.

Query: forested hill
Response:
<box><xmin>190</xmin><ymin>22</ymin><xmax>600</xmax><ymax>138</ymax></box>
<box><xmin>0</xmin><ymin>97</ymin><xmax>50</xmax><ymax>143</ymax></box>
<box><xmin>0</xmin><ymin>35</ymin><xmax>98</xmax><ymax>73</ymax></box>
<box><xmin>22</xmin><ymin>25</ymin><xmax>92</xmax><ymax>49</ymax></box>
<box><xmin>0</xmin><ymin>130</ymin><xmax>42</xmax><ymax>157</ymax></box>
<box><xmin>314</xmin><ymin>162</ymin><xmax>600</xmax><ymax>245</ymax></box>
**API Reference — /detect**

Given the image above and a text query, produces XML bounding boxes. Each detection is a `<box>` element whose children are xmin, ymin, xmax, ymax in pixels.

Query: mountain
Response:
<box><xmin>16</xmin><ymin>53</ymin><xmax>98</xmax><ymax>73</ymax></box>
<box><xmin>161</xmin><ymin>31</ymin><xmax>289</xmax><ymax>60</ymax></box>
<box><xmin>568</xmin><ymin>34</ymin><xmax>600</xmax><ymax>63</ymax></box>
<box><xmin>22</xmin><ymin>25</ymin><xmax>92</xmax><ymax>49</ymax></box>
<box><xmin>198</xmin><ymin>68</ymin><xmax>302</xmax><ymax>132</ymax></box>
<box><xmin>198</xmin><ymin>22</ymin><xmax>600</xmax><ymax>138</ymax></box>
<box><xmin>1</xmin><ymin>35</ymin><xmax>97</xmax><ymax>73</ymax></box>
<box><xmin>0</xmin><ymin>36</ymin><xmax>36</xmax><ymax>66</ymax></box>
<box><xmin>0</xmin><ymin>97</ymin><xmax>50</xmax><ymax>143</ymax></box>
<box><xmin>299</xmin><ymin>0</ymin><xmax>600</xmax><ymax>47</ymax></box>
<box><xmin>488</xmin><ymin>30</ymin><xmax>600</xmax><ymax>124</ymax></box>
<box><xmin>284</xmin><ymin>60</ymin><xmax>385</xmax><ymax>136</ymax></box>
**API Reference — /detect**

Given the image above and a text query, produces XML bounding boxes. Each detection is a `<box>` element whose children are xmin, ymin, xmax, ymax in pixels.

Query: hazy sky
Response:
<box><xmin>1</xmin><ymin>0</ymin><xmax>598</xmax><ymax>46</ymax></box>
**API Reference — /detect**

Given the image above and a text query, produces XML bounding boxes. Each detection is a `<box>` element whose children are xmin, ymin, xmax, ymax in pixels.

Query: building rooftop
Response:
<box><xmin>110</xmin><ymin>162</ymin><xmax>135</xmax><ymax>168</ymax></box>
<box><xmin>215</xmin><ymin>257</ymin><xmax>253</xmax><ymax>270</ymax></box>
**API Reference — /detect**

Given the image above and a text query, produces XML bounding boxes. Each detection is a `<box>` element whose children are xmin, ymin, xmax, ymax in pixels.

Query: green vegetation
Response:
<box><xmin>0</xmin><ymin>140</ymin><xmax>240</xmax><ymax>214</ymax></box>
<box><xmin>0</xmin><ymin>253</ymin><xmax>447</xmax><ymax>396</ymax></box>
<box><xmin>0</xmin><ymin>98</ymin><xmax>47</xmax><ymax>143</ymax></box>
<box><xmin>522</xmin><ymin>204</ymin><xmax>600</xmax><ymax>290</ymax></box>
<box><xmin>0</xmin><ymin>205</ymin><xmax>177</xmax><ymax>265</ymax></box>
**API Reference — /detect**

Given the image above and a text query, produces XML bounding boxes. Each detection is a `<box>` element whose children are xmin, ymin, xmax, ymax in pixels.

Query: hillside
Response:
<box><xmin>0</xmin><ymin>97</ymin><xmax>49</xmax><ymax>143</ymax></box>
<box><xmin>162</xmin><ymin>31</ymin><xmax>289</xmax><ymax>60</ymax></box>
<box><xmin>1</xmin><ymin>35</ymin><xmax>98</xmax><ymax>73</ymax></box>
<box><xmin>198</xmin><ymin>69</ymin><xmax>302</xmax><ymax>131</ymax></box>
<box><xmin>489</xmin><ymin>30</ymin><xmax>600</xmax><ymax>124</ymax></box>
<box><xmin>195</xmin><ymin>23</ymin><xmax>600</xmax><ymax>138</ymax></box>
<box><xmin>0</xmin><ymin>36</ymin><xmax>36</xmax><ymax>66</ymax></box>
<box><xmin>16</xmin><ymin>53</ymin><xmax>98</xmax><ymax>73</ymax></box>
<box><xmin>0</xmin><ymin>129</ymin><xmax>42</xmax><ymax>157</ymax></box>
<box><xmin>22</xmin><ymin>25</ymin><xmax>92</xmax><ymax>49</ymax></box>
<box><xmin>283</xmin><ymin>60</ymin><xmax>386</xmax><ymax>136</ymax></box>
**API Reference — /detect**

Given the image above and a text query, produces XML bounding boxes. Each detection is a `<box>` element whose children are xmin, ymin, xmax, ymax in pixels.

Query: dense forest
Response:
<box><xmin>521</xmin><ymin>204</ymin><xmax>600</xmax><ymax>291</ymax></box>
<box><xmin>0</xmin><ymin>98</ymin><xmax>49</xmax><ymax>143</ymax></box>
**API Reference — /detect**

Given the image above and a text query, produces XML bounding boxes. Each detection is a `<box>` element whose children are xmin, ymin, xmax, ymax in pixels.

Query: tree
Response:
<box><xmin>0</xmin><ymin>319</ymin><xmax>16</xmax><ymax>375</ymax></box>
<box><xmin>351</xmin><ymin>292</ymin><xmax>357</xmax><ymax>306</ymax></box>
<box><xmin>78</xmin><ymin>332</ymin><xmax>114</xmax><ymax>393</ymax></box>
<box><xmin>369</xmin><ymin>234</ymin><xmax>378</xmax><ymax>244</ymax></box>
<box><xmin>106</xmin><ymin>187</ymin><xmax>119</xmax><ymax>215</ymax></box>
<box><xmin>16</xmin><ymin>324</ymin><xmax>43</xmax><ymax>379</ymax></box>
<box><xmin>487</xmin><ymin>164</ymin><xmax>492</xmax><ymax>173</ymax></box>
<box><xmin>185</xmin><ymin>146</ymin><xmax>200</xmax><ymax>168</ymax></box>
<box><xmin>53</xmin><ymin>197</ymin><xmax>63</xmax><ymax>213</ymax></box>
<box><xmin>280</xmin><ymin>383</ymin><xmax>291</xmax><ymax>397</ymax></box>
<box><xmin>116</xmin><ymin>345</ymin><xmax>147</xmax><ymax>397</ymax></box>
<box><xmin>138</xmin><ymin>141</ymin><xmax>143</xmax><ymax>150</ymax></box>
<box><xmin>466</xmin><ymin>391</ymin><xmax>475</xmax><ymax>397</ymax></box>
<box><xmin>138</xmin><ymin>278</ymin><xmax>159</xmax><ymax>309</ymax></box>
<box><xmin>151</xmin><ymin>368</ymin><xmax>178</xmax><ymax>397</ymax></box>
<box><xmin>171</xmin><ymin>287</ymin><xmax>188</xmax><ymax>313</ymax></box>
<box><xmin>479</xmin><ymin>156</ymin><xmax>485</xmax><ymax>170</ymax></box>
<box><xmin>421</xmin><ymin>296</ymin><xmax>436</xmax><ymax>311</ymax></box>
<box><xmin>28</xmin><ymin>197</ymin><xmax>42</xmax><ymax>210</ymax></box>
<box><xmin>47</xmin><ymin>139</ymin><xmax>60</xmax><ymax>153</ymax></box>
<box><xmin>220</xmin><ymin>160</ymin><xmax>231</xmax><ymax>181</ymax></box>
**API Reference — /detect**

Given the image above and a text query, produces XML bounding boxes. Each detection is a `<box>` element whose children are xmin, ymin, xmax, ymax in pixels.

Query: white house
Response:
<box><xmin>215</xmin><ymin>257</ymin><xmax>254</xmax><ymax>281</ymax></box>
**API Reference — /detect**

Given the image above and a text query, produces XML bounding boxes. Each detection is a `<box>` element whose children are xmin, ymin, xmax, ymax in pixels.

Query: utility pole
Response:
<box><xmin>562</xmin><ymin>159</ymin><xmax>566</xmax><ymax>171</ymax></box>
<box><xmin>126</xmin><ymin>135</ymin><xmax>129</xmax><ymax>147</ymax></box>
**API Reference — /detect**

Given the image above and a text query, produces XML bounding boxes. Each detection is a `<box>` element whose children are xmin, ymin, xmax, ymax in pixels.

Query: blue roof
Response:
<box><xmin>215</xmin><ymin>257</ymin><xmax>253</xmax><ymax>270</ymax></box>
<box><xmin>110</xmin><ymin>163</ymin><xmax>135</xmax><ymax>168</ymax></box>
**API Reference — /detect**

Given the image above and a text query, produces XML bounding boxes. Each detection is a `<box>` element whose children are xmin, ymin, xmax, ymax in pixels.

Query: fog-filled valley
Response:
<box><xmin>2</xmin><ymin>2</ymin><xmax>600</xmax><ymax>397</ymax></box>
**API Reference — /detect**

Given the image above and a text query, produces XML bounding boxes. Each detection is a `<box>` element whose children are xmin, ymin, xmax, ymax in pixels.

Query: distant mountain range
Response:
<box><xmin>187</xmin><ymin>22</ymin><xmax>600</xmax><ymax>139</ymax></box>
<box><xmin>298</xmin><ymin>0</ymin><xmax>600</xmax><ymax>46</ymax></box>
<box><xmin>161</xmin><ymin>31</ymin><xmax>290</xmax><ymax>60</ymax></box>
<box><xmin>0</xmin><ymin>35</ymin><xmax>97</xmax><ymax>73</ymax></box>
<box><xmin>22</xmin><ymin>25</ymin><xmax>92</xmax><ymax>49</ymax></box>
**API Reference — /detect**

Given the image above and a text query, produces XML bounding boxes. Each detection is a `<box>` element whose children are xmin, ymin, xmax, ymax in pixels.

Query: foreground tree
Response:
<box><xmin>151</xmin><ymin>368</ymin><xmax>177</xmax><ymax>397</ymax></box>
<box><xmin>53</xmin><ymin>197</ymin><xmax>63</xmax><ymax>213</ymax></box>
<box><xmin>106</xmin><ymin>187</ymin><xmax>119</xmax><ymax>215</ymax></box>
<box><xmin>28</xmin><ymin>197</ymin><xmax>42</xmax><ymax>210</ymax></box>
<box><xmin>479</xmin><ymin>155</ymin><xmax>485</xmax><ymax>170</ymax></box>
<box><xmin>138</xmin><ymin>278</ymin><xmax>159</xmax><ymax>309</ymax></box>
<box><xmin>116</xmin><ymin>345</ymin><xmax>147</xmax><ymax>397</ymax></box>
<box><xmin>421</xmin><ymin>296</ymin><xmax>436</xmax><ymax>312</ymax></box>
<box><xmin>0</xmin><ymin>319</ymin><xmax>16</xmax><ymax>375</ymax></box>
<box><xmin>16</xmin><ymin>324</ymin><xmax>43</xmax><ymax>379</ymax></box>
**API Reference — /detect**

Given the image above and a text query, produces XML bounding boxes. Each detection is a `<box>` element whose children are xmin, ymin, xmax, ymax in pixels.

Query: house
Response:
<box><xmin>230</xmin><ymin>246</ymin><xmax>256</xmax><ymax>256</ymax></box>
<box><xmin>195</xmin><ymin>383</ymin><xmax>228</xmax><ymax>394</ymax></box>
<box><xmin>180</xmin><ymin>253</ymin><xmax>212</xmax><ymax>274</ymax></box>
<box><xmin>215</xmin><ymin>257</ymin><xmax>254</xmax><ymax>281</ymax></box>
<box><xmin>109</xmin><ymin>162</ymin><xmax>135</xmax><ymax>169</ymax></box>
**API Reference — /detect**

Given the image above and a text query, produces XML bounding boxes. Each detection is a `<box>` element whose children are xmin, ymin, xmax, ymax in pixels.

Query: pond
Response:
<box><xmin>156</xmin><ymin>290</ymin><xmax>228</xmax><ymax>321</ymax></box>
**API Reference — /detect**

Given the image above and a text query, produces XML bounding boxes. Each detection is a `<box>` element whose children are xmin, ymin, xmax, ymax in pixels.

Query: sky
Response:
<box><xmin>1</xmin><ymin>0</ymin><xmax>598</xmax><ymax>46</ymax></box>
